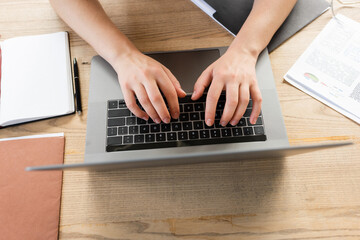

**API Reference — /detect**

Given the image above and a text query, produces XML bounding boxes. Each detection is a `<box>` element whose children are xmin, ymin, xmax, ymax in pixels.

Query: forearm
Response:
<box><xmin>49</xmin><ymin>0</ymin><xmax>137</xmax><ymax>66</ymax></box>
<box><xmin>230</xmin><ymin>0</ymin><xmax>297</xmax><ymax>56</ymax></box>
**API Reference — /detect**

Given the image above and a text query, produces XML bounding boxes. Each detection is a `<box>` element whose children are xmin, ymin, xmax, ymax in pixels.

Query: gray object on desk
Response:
<box><xmin>26</xmin><ymin>47</ymin><xmax>352</xmax><ymax>171</ymax></box>
<box><xmin>191</xmin><ymin>0</ymin><xmax>330</xmax><ymax>52</ymax></box>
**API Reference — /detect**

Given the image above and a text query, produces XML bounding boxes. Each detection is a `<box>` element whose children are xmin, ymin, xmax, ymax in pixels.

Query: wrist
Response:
<box><xmin>109</xmin><ymin>42</ymin><xmax>140</xmax><ymax>72</ymax></box>
<box><xmin>228</xmin><ymin>40</ymin><xmax>262</xmax><ymax>60</ymax></box>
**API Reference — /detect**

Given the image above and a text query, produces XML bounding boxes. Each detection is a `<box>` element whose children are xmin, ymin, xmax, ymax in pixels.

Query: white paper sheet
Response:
<box><xmin>284</xmin><ymin>14</ymin><xmax>360</xmax><ymax>124</ymax></box>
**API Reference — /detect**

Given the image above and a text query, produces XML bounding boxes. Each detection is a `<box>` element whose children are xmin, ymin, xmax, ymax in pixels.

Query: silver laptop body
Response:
<box><xmin>26</xmin><ymin>47</ymin><xmax>351</xmax><ymax>171</ymax></box>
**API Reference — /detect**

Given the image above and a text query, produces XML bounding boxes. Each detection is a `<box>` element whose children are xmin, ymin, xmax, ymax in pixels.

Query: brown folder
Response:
<box><xmin>0</xmin><ymin>134</ymin><xmax>64</xmax><ymax>240</ymax></box>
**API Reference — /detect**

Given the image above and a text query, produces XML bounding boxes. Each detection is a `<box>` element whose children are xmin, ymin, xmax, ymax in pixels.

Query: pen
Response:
<box><xmin>73</xmin><ymin>58</ymin><xmax>82</xmax><ymax>115</ymax></box>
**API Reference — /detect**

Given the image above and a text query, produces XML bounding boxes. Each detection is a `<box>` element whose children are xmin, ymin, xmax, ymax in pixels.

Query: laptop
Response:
<box><xmin>26</xmin><ymin>47</ymin><xmax>352</xmax><ymax>171</ymax></box>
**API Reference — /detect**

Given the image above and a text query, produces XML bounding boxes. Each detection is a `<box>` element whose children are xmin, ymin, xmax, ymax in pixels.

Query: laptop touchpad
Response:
<box><xmin>147</xmin><ymin>49</ymin><xmax>220</xmax><ymax>93</ymax></box>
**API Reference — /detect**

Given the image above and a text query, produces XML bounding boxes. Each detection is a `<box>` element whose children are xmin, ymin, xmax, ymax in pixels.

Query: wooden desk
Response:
<box><xmin>1</xmin><ymin>1</ymin><xmax>359</xmax><ymax>239</ymax></box>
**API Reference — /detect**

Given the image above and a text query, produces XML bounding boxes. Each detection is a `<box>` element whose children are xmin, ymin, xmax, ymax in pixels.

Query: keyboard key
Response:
<box><xmin>243</xmin><ymin>127</ymin><xmax>254</xmax><ymax>135</ymax></box>
<box><xmin>221</xmin><ymin>128</ymin><xmax>232</xmax><ymax>137</ymax></box>
<box><xmin>156</xmin><ymin>133</ymin><xmax>166</xmax><ymax>142</ymax></box>
<box><xmin>107</xmin><ymin>136</ymin><xmax>122</xmax><ymax>145</ymax></box>
<box><xmin>204</xmin><ymin>123</ymin><xmax>214</xmax><ymax>129</ymax></box>
<box><xmin>108</xmin><ymin>118</ymin><xmax>125</xmax><ymax>127</ymax></box>
<box><xmin>151</xmin><ymin>124</ymin><xmax>161</xmax><ymax>133</ymax></box>
<box><xmin>193</xmin><ymin>121</ymin><xmax>204</xmax><ymax>130</ymax></box>
<box><xmin>199</xmin><ymin>130</ymin><xmax>210</xmax><ymax>139</ymax></box>
<box><xmin>107</xmin><ymin>127</ymin><xmax>117</xmax><ymax>136</ymax></box>
<box><xmin>129</xmin><ymin>126</ymin><xmax>139</xmax><ymax>134</ymax></box>
<box><xmin>171</xmin><ymin>123</ymin><xmax>182</xmax><ymax>131</ymax></box>
<box><xmin>179</xmin><ymin>113</ymin><xmax>189</xmax><ymax>122</ymax></box>
<box><xmin>167</xmin><ymin>132</ymin><xmax>177</xmax><ymax>141</ymax></box>
<box><xmin>108</xmin><ymin>109</ymin><xmax>131</xmax><ymax>118</ymax></box>
<box><xmin>178</xmin><ymin>131</ymin><xmax>188</xmax><ymax>140</ymax></box>
<box><xmin>210</xmin><ymin>129</ymin><xmax>221</xmax><ymax>138</ymax></box>
<box><xmin>190</xmin><ymin>112</ymin><xmax>200</xmax><ymax>121</ymax></box>
<box><xmin>194</xmin><ymin>103</ymin><xmax>204</xmax><ymax>111</ymax></box>
<box><xmin>189</xmin><ymin>131</ymin><xmax>199</xmax><ymax>139</ymax></box>
<box><xmin>161</xmin><ymin>123</ymin><xmax>171</xmax><ymax>132</ymax></box>
<box><xmin>123</xmin><ymin>135</ymin><xmax>133</xmax><ymax>144</ymax></box>
<box><xmin>254</xmin><ymin>126</ymin><xmax>265</xmax><ymax>135</ymax></box>
<box><xmin>237</xmin><ymin>118</ymin><xmax>246</xmax><ymax>126</ymax></box>
<box><xmin>215</xmin><ymin>111</ymin><xmax>222</xmax><ymax>119</ymax></box>
<box><xmin>179</xmin><ymin>104</ymin><xmax>184</xmax><ymax>113</ymax></box>
<box><xmin>200</xmin><ymin>112</ymin><xmax>205</xmax><ymax>120</ymax></box>
<box><xmin>126</xmin><ymin>117</ymin><xmax>136</xmax><ymax>125</ymax></box>
<box><xmin>118</xmin><ymin>127</ymin><xmax>128</xmax><ymax>135</ymax></box>
<box><xmin>217</xmin><ymin>101</ymin><xmax>225</xmax><ymax>110</ymax></box>
<box><xmin>140</xmin><ymin>125</ymin><xmax>150</xmax><ymax>133</ymax></box>
<box><xmin>244</xmin><ymin>109</ymin><xmax>251</xmax><ymax>117</ymax></box>
<box><xmin>184</xmin><ymin>104</ymin><xmax>194</xmax><ymax>112</ymax></box>
<box><xmin>118</xmin><ymin>100</ymin><xmax>127</xmax><ymax>108</ymax></box>
<box><xmin>179</xmin><ymin>95</ymin><xmax>192</xmax><ymax>103</ymax></box>
<box><xmin>215</xmin><ymin>120</ymin><xmax>223</xmax><ymax>128</ymax></box>
<box><xmin>119</xmin><ymin>103</ymin><xmax>127</xmax><ymax>108</ymax></box>
<box><xmin>108</xmin><ymin>101</ymin><xmax>118</xmax><ymax>109</ymax></box>
<box><xmin>145</xmin><ymin>134</ymin><xmax>155</xmax><ymax>142</ymax></box>
<box><xmin>182</xmin><ymin>122</ymin><xmax>193</xmax><ymax>130</ymax></box>
<box><xmin>134</xmin><ymin>135</ymin><xmax>145</xmax><ymax>143</ymax></box>
<box><xmin>137</xmin><ymin>118</ymin><xmax>147</xmax><ymax>125</ymax></box>
<box><xmin>232</xmin><ymin>128</ymin><xmax>243</xmax><ymax>136</ymax></box>
<box><xmin>247</xmin><ymin>117</ymin><xmax>263</xmax><ymax>126</ymax></box>
<box><xmin>247</xmin><ymin>99</ymin><xmax>253</xmax><ymax>107</ymax></box>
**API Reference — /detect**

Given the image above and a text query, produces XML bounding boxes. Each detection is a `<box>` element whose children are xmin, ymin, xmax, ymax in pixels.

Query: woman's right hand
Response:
<box><xmin>113</xmin><ymin>50</ymin><xmax>186</xmax><ymax>124</ymax></box>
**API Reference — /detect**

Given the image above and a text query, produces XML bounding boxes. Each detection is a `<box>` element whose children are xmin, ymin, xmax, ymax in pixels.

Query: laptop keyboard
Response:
<box><xmin>106</xmin><ymin>94</ymin><xmax>266</xmax><ymax>152</ymax></box>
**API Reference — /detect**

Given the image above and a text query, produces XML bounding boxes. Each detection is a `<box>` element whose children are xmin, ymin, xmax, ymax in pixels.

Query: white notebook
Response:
<box><xmin>0</xmin><ymin>32</ymin><xmax>74</xmax><ymax>127</ymax></box>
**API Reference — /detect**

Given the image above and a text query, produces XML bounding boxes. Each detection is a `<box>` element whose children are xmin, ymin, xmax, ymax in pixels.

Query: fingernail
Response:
<box><xmin>173</xmin><ymin>112</ymin><xmax>179</xmax><ymax>119</ymax></box>
<box><xmin>251</xmin><ymin>118</ymin><xmax>256</xmax><ymax>125</ymax></box>
<box><xmin>163</xmin><ymin>117</ymin><xmax>170</xmax><ymax>124</ymax></box>
<box><xmin>142</xmin><ymin>116</ymin><xmax>149</xmax><ymax>121</ymax></box>
<box><xmin>191</xmin><ymin>90</ymin><xmax>197</xmax><ymax>99</ymax></box>
<box><xmin>230</xmin><ymin>120</ymin><xmax>237</xmax><ymax>126</ymax></box>
<box><xmin>206</xmin><ymin>119</ymin><xmax>212</xmax><ymax>126</ymax></box>
<box><xmin>220</xmin><ymin>121</ymin><xmax>226</xmax><ymax>127</ymax></box>
<box><xmin>154</xmin><ymin>118</ymin><xmax>161</xmax><ymax>124</ymax></box>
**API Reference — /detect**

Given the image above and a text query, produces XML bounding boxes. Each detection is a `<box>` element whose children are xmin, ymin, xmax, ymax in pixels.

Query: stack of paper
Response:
<box><xmin>284</xmin><ymin>14</ymin><xmax>360</xmax><ymax>124</ymax></box>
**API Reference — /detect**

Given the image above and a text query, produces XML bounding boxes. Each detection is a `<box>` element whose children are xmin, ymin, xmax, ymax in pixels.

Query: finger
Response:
<box><xmin>249</xmin><ymin>84</ymin><xmax>262</xmax><ymax>124</ymax></box>
<box><xmin>162</xmin><ymin>66</ymin><xmax>186</xmax><ymax>98</ymax></box>
<box><xmin>122</xmin><ymin>88</ymin><xmax>149</xmax><ymax>121</ymax></box>
<box><xmin>220</xmin><ymin>83</ymin><xmax>239</xmax><ymax>126</ymax></box>
<box><xmin>156</xmin><ymin>70</ymin><xmax>180</xmax><ymax>119</ymax></box>
<box><xmin>143</xmin><ymin>80</ymin><xmax>171</xmax><ymax>123</ymax></box>
<box><xmin>192</xmin><ymin>65</ymin><xmax>213</xmax><ymax>100</ymax></box>
<box><xmin>230</xmin><ymin>84</ymin><xmax>249</xmax><ymax>126</ymax></box>
<box><xmin>134</xmin><ymin>85</ymin><xmax>161</xmax><ymax>124</ymax></box>
<box><xmin>205</xmin><ymin>81</ymin><xmax>223</xmax><ymax>126</ymax></box>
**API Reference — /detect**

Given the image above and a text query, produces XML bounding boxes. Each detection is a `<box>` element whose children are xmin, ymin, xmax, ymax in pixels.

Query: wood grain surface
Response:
<box><xmin>0</xmin><ymin>0</ymin><xmax>359</xmax><ymax>239</ymax></box>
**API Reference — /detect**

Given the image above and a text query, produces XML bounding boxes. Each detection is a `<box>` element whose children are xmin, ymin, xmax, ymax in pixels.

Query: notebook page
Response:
<box><xmin>0</xmin><ymin>32</ymin><xmax>74</xmax><ymax>126</ymax></box>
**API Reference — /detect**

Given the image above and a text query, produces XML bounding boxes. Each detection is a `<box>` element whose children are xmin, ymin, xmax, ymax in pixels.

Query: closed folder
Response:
<box><xmin>0</xmin><ymin>133</ymin><xmax>64</xmax><ymax>240</ymax></box>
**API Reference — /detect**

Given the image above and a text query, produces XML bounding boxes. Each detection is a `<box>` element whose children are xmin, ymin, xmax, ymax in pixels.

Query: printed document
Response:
<box><xmin>284</xmin><ymin>14</ymin><xmax>360</xmax><ymax>124</ymax></box>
